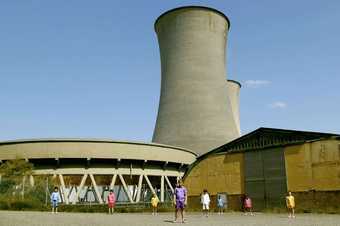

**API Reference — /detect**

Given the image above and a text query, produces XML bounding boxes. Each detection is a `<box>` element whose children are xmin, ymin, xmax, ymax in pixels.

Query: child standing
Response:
<box><xmin>173</xmin><ymin>179</ymin><xmax>187</xmax><ymax>223</ymax></box>
<box><xmin>286</xmin><ymin>191</ymin><xmax>295</xmax><ymax>218</ymax></box>
<box><xmin>201</xmin><ymin>189</ymin><xmax>210</xmax><ymax>217</ymax></box>
<box><xmin>217</xmin><ymin>195</ymin><xmax>225</xmax><ymax>215</ymax></box>
<box><xmin>243</xmin><ymin>194</ymin><xmax>254</xmax><ymax>216</ymax></box>
<box><xmin>50</xmin><ymin>186</ymin><xmax>60</xmax><ymax>214</ymax></box>
<box><xmin>151</xmin><ymin>193</ymin><xmax>159</xmax><ymax>215</ymax></box>
<box><xmin>107</xmin><ymin>189</ymin><xmax>116</xmax><ymax>214</ymax></box>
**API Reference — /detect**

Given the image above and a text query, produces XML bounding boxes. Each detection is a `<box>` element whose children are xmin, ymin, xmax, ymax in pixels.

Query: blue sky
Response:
<box><xmin>1</xmin><ymin>0</ymin><xmax>339</xmax><ymax>142</ymax></box>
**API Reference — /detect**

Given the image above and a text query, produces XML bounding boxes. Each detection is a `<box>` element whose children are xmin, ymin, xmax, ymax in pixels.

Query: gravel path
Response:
<box><xmin>1</xmin><ymin>211</ymin><xmax>340</xmax><ymax>226</ymax></box>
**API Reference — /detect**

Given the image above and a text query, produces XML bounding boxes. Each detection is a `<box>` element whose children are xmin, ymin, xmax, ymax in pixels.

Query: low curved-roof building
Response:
<box><xmin>0</xmin><ymin>139</ymin><xmax>196</xmax><ymax>204</ymax></box>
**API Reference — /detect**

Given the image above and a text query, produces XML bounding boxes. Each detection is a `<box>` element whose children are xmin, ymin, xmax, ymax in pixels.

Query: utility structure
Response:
<box><xmin>153</xmin><ymin>6</ymin><xmax>241</xmax><ymax>155</ymax></box>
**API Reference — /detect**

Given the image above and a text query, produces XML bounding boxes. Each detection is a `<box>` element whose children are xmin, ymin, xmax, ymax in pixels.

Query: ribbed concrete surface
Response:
<box><xmin>227</xmin><ymin>80</ymin><xmax>241</xmax><ymax>135</ymax></box>
<box><xmin>153</xmin><ymin>7</ymin><xmax>239</xmax><ymax>155</ymax></box>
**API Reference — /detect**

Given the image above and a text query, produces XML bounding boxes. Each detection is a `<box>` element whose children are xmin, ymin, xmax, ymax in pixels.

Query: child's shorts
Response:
<box><xmin>202</xmin><ymin>203</ymin><xmax>209</xmax><ymax>210</ymax></box>
<box><xmin>52</xmin><ymin>200</ymin><xmax>58</xmax><ymax>208</ymax></box>
<box><xmin>108</xmin><ymin>202</ymin><xmax>115</xmax><ymax>208</ymax></box>
<box><xmin>176</xmin><ymin>200</ymin><xmax>185</xmax><ymax>209</ymax></box>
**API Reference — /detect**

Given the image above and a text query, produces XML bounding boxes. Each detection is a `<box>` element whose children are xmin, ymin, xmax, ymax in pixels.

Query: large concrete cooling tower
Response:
<box><xmin>152</xmin><ymin>6</ymin><xmax>239</xmax><ymax>155</ymax></box>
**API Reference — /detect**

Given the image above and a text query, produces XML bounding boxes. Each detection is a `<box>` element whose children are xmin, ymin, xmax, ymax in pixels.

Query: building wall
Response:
<box><xmin>184</xmin><ymin>137</ymin><xmax>340</xmax><ymax>211</ymax></box>
<box><xmin>285</xmin><ymin>138</ymin><xmax>340</xmax><ymax>192</ymax></box>
<box><xmin>184</xmin><ymin>153</ymin><xmax>244</xmax><ymax>210</ymax></box>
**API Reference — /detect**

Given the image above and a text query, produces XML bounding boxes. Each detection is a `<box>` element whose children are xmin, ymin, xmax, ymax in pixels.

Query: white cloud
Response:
<box><xmin>270</xmin><ymin>101</ymin><xmax>287</xmax><ymax>109</ymax></box>
<box><xmin>244</xmin><ymin>80</ymin><xmax>271</xmax><ymax>88</ymax></box>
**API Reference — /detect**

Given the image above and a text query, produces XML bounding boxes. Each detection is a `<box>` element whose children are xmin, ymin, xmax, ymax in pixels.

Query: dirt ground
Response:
<box><xmin>1</xmin><ymin>211</ymin><xmax>340</xmax><ymax>226</ymax></box>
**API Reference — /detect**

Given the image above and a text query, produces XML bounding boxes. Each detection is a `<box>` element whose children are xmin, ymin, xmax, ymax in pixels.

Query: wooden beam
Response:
<box><xmin>58</xmin><ymin>174</ymin><xmax>69</xmax><ymax>204</ymax></box>
<box><xmin>89</xmin><ymin>174</ymin><xmax>103</xmax><ymax>204</ymax></box>
<box><xmin>135</xmin><ymin>174</ymin><xmax>143</xmax><ymax>203</ymax></box>
<box><xmin>109</xmin><ymin>174</ymin><xmax>117</xmax><ymax>189</ymax></box>
<box><xmin>73</xmin><ymin>174</ymin><xmax>88</xmax><ymax>204</ymax></box>
<box><xmin>144</xmin><ymin>175</ymin><xmax>157</xmax><ymax>199</ymax></box>
<box><xmin>118</xmin><ymin>174</ymin><xmax>133</xmax><ymax>203</ymax></box>
<box><xmin>165</xmin><ymin>176</ymin><xmax>174</xmax><ymax>194</ymax></box>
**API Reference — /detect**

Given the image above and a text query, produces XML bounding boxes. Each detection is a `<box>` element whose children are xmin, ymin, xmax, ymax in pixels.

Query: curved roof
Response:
<box><xmin>154</xmin><ymin>6</ymin><xmax>231</xmax><ymax>31</ymax></box>
<box><xmin>0</xmin><ymin>139</ymin><xmax>197</xmax><ymax>165</ymax></box>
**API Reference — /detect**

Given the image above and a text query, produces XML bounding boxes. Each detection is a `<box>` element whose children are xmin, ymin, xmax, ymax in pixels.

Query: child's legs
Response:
<box><xmin>174</xmin><ymin>208</ymin><xmax>178</xmax><ymax>220</ymax></box>
<box><xmin>288</xmin><ymin>207</ymin><xmax>292</xmax><ymax>215</ymax></box>
<box><xmin>179</xmin><ymin>208</ymin><xmax>184</xmax><ymax>221</ymax></box>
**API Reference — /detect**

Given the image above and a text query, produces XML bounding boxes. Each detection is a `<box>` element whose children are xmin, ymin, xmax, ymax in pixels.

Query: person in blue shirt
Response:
<box><xmin>217</xmin><ymin>195</ymin><xmax>225</xmax><ymax>215</ymax></box>
<box><xmin>51</xmin><ymin>186</ymin><xmax>60</xmax><ymax>213</ymax></box>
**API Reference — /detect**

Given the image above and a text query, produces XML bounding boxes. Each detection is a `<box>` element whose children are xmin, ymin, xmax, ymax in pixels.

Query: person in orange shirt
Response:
<box><xmin>286</xmin><ymin>191</ymin><xmax>295</xmax><ymax>218</ymax></box>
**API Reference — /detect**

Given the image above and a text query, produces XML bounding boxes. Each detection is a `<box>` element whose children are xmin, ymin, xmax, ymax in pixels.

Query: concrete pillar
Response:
<box><xmin>29</xmin><ymin>175</ymin><xmax>35</xmax><ymax>187</ymax></box>
<box><xmin>160</xmin><ymin>175</ymin><xmax>165</xmax><ymax>202</ymax></box>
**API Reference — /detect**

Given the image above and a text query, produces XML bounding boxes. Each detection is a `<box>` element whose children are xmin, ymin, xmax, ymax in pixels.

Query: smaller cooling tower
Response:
<box><xmin>227</xmin><ymin>80</ymin><xmax>241</xmax><ymax>135</ymax></box>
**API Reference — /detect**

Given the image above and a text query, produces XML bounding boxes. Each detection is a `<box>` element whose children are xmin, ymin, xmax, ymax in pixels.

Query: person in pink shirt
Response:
<box><xmin>107</xmin><ymin>189</ymin><xmax>116</xmax><ymax>214</ymax></box>
<box><xmin>243</xmin><ymin>194</ymin><xmax>254</xmax><ymax>216</ymax></box>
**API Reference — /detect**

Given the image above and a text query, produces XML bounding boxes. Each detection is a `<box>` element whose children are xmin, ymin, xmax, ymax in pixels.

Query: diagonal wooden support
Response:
<box><xmin>135</xmin><ymin>174</ymin><xmax>143</xmax><ymax>203</ymax></box>
<box><xmin>73</xmin><ymin>174</ymin><xmax>88</xmax><ymax>204</ymax></box>
<box><xmin>58</xmin><ymin>174</ymin><xmax>69</xmax><ymax>204</ymax></box>
<box><xmin>144</xmin><ymin>174</ymin><xmax>158</xmax><ymax>199</ymax></box>
<box><xmin>165</xmin><ymin>176</ymin><xmax>174</xmax><ymax>194</ymax></box>
<box><xmin>67</xmin><ymin>186</ymin><xmax>75</xmax><ymax>200</ymax></box>
<box><xmin>118</xmin><ymin>174</ymin><xmax>133</xmax><ymax>203</ymax></box>
<box><xmin>109</xmin><ymin>174</ymin><xmax>117</xmax><ymax>189</ymax></box>
<box><xmin>89</xmin><ymin>174</ymin><xmax>103</xmax><ymax>204</ymax></box>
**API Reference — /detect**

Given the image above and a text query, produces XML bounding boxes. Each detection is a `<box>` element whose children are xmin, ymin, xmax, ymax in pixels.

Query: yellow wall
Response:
<box><xmin>285</xmin><ymin>138</ymin><xmax>340</xmax><ymax>192</ymax></box>
<box><xmin>184</xmin><ymin>153</ymin><xmax>244</xmax><ymax>196</ymax></box>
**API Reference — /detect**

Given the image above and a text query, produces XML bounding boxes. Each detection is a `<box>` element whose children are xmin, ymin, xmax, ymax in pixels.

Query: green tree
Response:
<box><xmin>0</xmin><ymin>159</ymin><xmax>33</xmax><ymax>198</ymax></box>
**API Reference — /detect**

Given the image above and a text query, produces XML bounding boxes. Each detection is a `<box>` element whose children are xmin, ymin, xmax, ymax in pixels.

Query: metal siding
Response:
<box><xmin>245</xmin><ymin>147</ymin><xmax>287</xmax><ymax>210</ymax></box>
<box><xmin>262</xmin><ymin>147</ymin><xmax>287</xmax><ymax>208</ymax></box>
<box><xmin>245</xmin><ymin>151</ymin><xmax>265</xmax><ymax>210</ymax></box>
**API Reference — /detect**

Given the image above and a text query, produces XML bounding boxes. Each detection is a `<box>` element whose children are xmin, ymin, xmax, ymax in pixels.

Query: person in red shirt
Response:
<box><xmin>107</xmin><ymin>189</ymin><xmax>116</xmax><ymax>214</ymax></box>
<box><xmin>243</xmin><ymin>194</ymin><xmax>254</xmax><ymax>216</ymax></box>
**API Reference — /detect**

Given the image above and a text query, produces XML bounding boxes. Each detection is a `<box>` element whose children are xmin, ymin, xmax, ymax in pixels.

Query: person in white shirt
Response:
<box><xmin>201</xmin><ymin>189</ymin><xmax>210</xmax><ymax>217</ymax></box>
